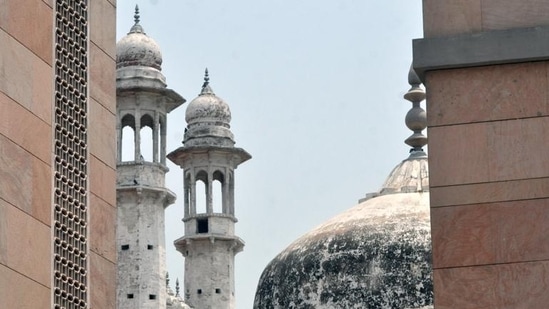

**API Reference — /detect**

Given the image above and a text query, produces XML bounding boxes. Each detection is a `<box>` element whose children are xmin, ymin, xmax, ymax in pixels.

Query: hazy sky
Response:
<box><xmin>116</xmin><ymin>1</ymin><xmax>424</xmax><ymax>308</ymax></box>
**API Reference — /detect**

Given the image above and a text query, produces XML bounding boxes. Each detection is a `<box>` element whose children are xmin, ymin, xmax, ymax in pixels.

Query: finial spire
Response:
<box><xmin>129</xmin><ymin>5</ymin><xmax>145</xmax><ymax>34</ymax></box>
<box><xmin>175</xmin><ymin>278</ymin><xmax>181</xmax><ymax>297</ymax></box>
<box><xmin>166</xmin><ymin>272</ymin><xmax>170</xmax><ymax>288</ymax></box>
<box><xmin>403</xmin><ymin>63</ymin><xmax>427</xmax><ymax>157</ymax></box>
<box><xmin>134</xmin><ymin>5</ymin><xmax>140</xmax><ymax>24</ymax></box>
<box><xmin>200</xmin><ymin>68</ymin><xmax>215</xmax><ymax>95</ymax></box>
<box><xmin>203</xmin><ymin>68</ymin><xmax>210</xmax><ymax>87</ymax></box>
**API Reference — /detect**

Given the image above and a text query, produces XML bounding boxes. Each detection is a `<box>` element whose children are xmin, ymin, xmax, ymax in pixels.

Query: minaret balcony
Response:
<box><xmin>174</xmin><ymin>234</ymin><xmax>245</xmax><ymax>255</ymax></box>
<box><xmin>117</xmin><ymin>161</ymin><xmax>169</xmax><ymax>187</ymax></box>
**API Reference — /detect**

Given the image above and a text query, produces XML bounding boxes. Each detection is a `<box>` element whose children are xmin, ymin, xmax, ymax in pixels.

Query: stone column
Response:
<box><xmin>222</xmin><ymin>167</ymin><xmax>229</xmax><ymax>214</ymax></box>
<box><xmin>206</xmin><ymin>172</ymin><xmax>213</xmax><ymax>214</ymax></box>
<box><xmin>190</xmin><ymin>171</ymin><xmax>196</xmax><ymax>216</ymax></box>
<box><xmin>414</xmin><ymin>1</ymin><xmax>549</xmax><ymax>308</ymax></box>
<box><xmin>153</xmin><ymin>111</ymin><xmax>160</xmax><ymax>163</ymax></box>
<box><xmin>134</xmin><ymin>110</ymin><xmax>141</xmax><ymax>161</ymax></box>
<box><xmin>160</xmin><ymin>116</ymin><xmax>167</xmax><ymax>165</ymax></box>
<box><xmin>117</xmin><ymin>118</ymin><xmax>122</xmax><ymax>162</ymax></box>
<box><xmin>184</xmin><ymin>173</ymin><xmax>191</xmax><ymax>217</ymax></box>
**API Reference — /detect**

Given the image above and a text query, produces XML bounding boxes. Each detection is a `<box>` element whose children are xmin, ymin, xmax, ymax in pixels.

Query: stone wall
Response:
<box><xmin>417</xmin><ymin>1</ymin><xmax>549</xmax><ymax>307</ymax></box>
<box><xmin>0</xmin><ymin>0</ymin><xmax>117</xmax><ymax>308</ymax></box>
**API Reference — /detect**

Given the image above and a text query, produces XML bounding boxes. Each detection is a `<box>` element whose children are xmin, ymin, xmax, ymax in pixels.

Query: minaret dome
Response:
<box><xmin>183</xmin><ymin>69</ymin><xmax>235</xmax><ymax>147</ymax></box>
<box><xmin>116</xmin><ymin>5</ymin><xmax>162</xmax><ymax>70</ymax></box>
<box><xmin>116</xmin><ymin>5</ymin><xmax>166</xmax><ymax>89</ymax></box>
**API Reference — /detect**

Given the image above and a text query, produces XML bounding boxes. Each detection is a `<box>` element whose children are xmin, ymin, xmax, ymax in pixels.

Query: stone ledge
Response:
<box><xmin>413</xmin><ymin>26</ymin><xmax>549</xmax><ymax>80</ymax></box>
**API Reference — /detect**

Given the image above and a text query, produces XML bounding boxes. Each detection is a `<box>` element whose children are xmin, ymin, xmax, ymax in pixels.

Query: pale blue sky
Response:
<box><xmin>116</xmin><ymin>1</ymin><xmax>424</xmax><ymax>308</ymax></box>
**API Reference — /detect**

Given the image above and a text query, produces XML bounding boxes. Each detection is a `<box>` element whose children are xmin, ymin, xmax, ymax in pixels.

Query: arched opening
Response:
<box><xmin>212</xmin><ymin>171</ymin><xmax>224</xmax><ymax>213</ymax></box>
<box><xmin>140</xmin><ymin>114</ymin><xmax>154</xmax><ymax>162</ymax></box>
<box><xmin>195</xmin><ymin>170</ymin><xmax>208</xmax><ymax>214</ymax></box>
<box><xmin>140</xmin><ymin>126</ymin><xmax>153</xmax><ymax>161</ymax></box>
<box><xmin>121</xmin><ymin>114</ymin><xmax>135</xmax><ymax>161</ymax></box>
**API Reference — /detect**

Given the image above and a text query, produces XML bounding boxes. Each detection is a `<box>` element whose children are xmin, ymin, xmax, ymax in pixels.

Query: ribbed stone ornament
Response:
<box><xmin>404</xmin><ymin>64</ymin><xmax>427</xmax><ymax>154</ymax></box>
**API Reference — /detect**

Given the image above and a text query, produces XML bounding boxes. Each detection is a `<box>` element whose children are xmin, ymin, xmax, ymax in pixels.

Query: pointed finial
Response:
<box><xmin>129</xmin><ymin>5</ymin><xmax>145</xmax><ymax>34</ymax></box>
<box><xmin>403</xmin><ymin>63</ymin><xmax>427</xmax><ymax>157</ymax></box>
<box><xmin>134</xmin><ymin>5</ymin><xmax>140</xmax><ymax>24</ymax></box>
<box><xmin>200</xmin><ymin>68</ymin><xmax>215</xmax><ymax>95</ymax></box>
<box><xmin>175</xmin><ymin>278</ymin><xmax>181</xmax><ymax>297</ymax></box>
<box><xmin>408</xmin><ymin>63</ymin><xmax>422</xmax><ymax>88</ymax></box>
<box><xmin>166</xmin><ymin>272</ymin><xmax>170</xmax><ymax>288</ymax></box>
<box><xmin>203</xmin><ymin>68</ymin><xmax>210</xmax><ymax>86</ymax></box>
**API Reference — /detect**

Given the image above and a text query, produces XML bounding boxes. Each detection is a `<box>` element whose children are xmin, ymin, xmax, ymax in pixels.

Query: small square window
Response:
<box><xmin>197</xmin><ymin>218</ymin><xmax>208</xmax><ymax>233</ymax></box>
<box><xmin>215</xmin><ymin>288</ymin><xmax>221</xmax><ymax>294</ymax></box>
<box><xmin>149</xmin><ymin>294</ymin><xmax>156</xmax><ymax>300</ymax></box>
<box><xmin>127</xmin><ymin>294</ymin><xmax>134</xmax><ymax>299</ymax></box>
<box><xmin>197</xmin><ymin>289</ymin><xmax>202</xmax><ymax>294</ymax></box>
<box><xmin>147</xmin><ymin>245</ymin><xmax>153</xmax><ymax>250</ymax></box>
<box><xmin>121</xmin><ymin>244</ymin><xmax>129</xmax><ymax>250</ymax></box>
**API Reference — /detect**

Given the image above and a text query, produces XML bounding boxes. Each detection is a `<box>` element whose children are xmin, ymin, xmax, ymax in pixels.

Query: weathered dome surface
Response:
<box><xmin>253</xmin><ymin>156</ymin><xmax>433</xmax><ymax>309</ymax></box>
<box><xmin>166</xmin><ymin>290</ymin><xmax>192</xmax><ymax>309</ymax></box>
<box><xmin>183</xmin><ymin>70</ymin><xmax>235</xmax><ymax>147</ymax></box>
<box><xmin>115</xmin><ymin>9</ymin><xmax>168</xmax><ymax>90</ymax></box>
<box><xmin>380</xmin><ymin>153</ymin><xmax>428</xmax><ymax>195</ymax></box>
<box><xmin>116</xmin><ymin>24</ymin><xmax>162</xmax><ymax>70</ymax></box>
<box><xmin>185</xmin><ymin>90</ymin><xmax>231</xmax><ymax>125</ymax></box>
<box><xmin>166</xmin><ymin>278</ymin><xmax>193</xmax><ymax>309</ymax></box>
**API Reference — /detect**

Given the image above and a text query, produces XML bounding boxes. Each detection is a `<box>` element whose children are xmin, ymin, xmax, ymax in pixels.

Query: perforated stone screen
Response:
<box><xmin>53</xmin><ymin>0</ymin><xmax>89</xmax><ymax>308</ymax></box>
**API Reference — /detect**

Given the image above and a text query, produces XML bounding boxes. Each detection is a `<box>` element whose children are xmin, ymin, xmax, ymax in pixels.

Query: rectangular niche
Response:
<box><xmin>197</xmin><ymin>218</ymin><xmax>208</xmax><ymax>233</ymax></box>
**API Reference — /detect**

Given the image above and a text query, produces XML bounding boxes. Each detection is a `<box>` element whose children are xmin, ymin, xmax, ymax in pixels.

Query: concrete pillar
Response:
<box><xmin>190</xmin><ymin>171</ymin><xmax>196</xmax><ymax>216</ymax></box>
<box><xmin>415</xmin><ymin>1</ymin><xmax>549</xmax><ymax>308</ymax></box>
<box><xmin>117</xmin><ymin>118</ymin><xmax>122</xmax><ymax>162</ymax></box>
<box><xmin>153</xmin><ymin>111</ymin><xmax>159</xmax><ymax>163</ymax></box>
<box><xmin>206</xmin><ymin>175</ymin><xmax>213</xmax><ymax>214</ymax></box>
<box><xmin>134</xmin><ymin>110</ymin><xmax>141</xmax><ymax>161</ymax></box>
<box><xmin>160</xmin><ymin>117</ymin><xmax>167</xmax><ymax>165</ymax></box>
<box><xmin>222</xmin><ymin>167</ymin><xmax>229</xmax><ymax>214</ymax></box>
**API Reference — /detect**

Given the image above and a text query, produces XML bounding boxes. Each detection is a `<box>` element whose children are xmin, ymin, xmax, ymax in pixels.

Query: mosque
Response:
<box><xmin>114</xmin><ymin>6</ymin><xmax>433</xmax><ymax>309</ymax></box>
<box><xmin>1</xmin><ymin>1</ymin><xmax>548</xmax><ymax>308</ymax></box>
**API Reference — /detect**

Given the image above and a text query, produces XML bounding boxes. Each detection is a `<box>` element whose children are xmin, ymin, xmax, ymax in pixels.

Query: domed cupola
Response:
<box><xmin>166</xmin><ymin>274</ymin><xmax>193</xmax><ymax>309</ymax></box>
<box><xmin>183</xmin><ymin>69</ymin><xmax>235</xmax><ymax>147</ymax></box>
<box><xmin>253</xmin><ymin>66</ymin><xmax>433</xmax><ymax>309</ymax></box>
<box><xmin>116</xmin><ymin>5</ymin><xmax>166</xmax><ymax>89</ymax></box>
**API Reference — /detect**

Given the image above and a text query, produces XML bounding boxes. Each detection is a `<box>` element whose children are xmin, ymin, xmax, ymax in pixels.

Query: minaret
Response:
<box><xmin>168</xmin><ymin>69</ymin><xmax>251</xmax><ymax>309</ymax></box>
<box><xmin>116</xmin><ymin>7</ymin><xmax>185</xmax><ymax>309</ymax></box>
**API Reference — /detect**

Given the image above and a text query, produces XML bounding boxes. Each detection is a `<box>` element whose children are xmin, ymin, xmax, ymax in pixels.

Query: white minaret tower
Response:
<box><xmin>116</xmin><ymin>7</ymin><xmax>185</xmax><ymax>309</ymax></box>
<box><xmin>168</xmin><ymin>69</ymin><xmax>251</xmax><ymax>309</ymax></box>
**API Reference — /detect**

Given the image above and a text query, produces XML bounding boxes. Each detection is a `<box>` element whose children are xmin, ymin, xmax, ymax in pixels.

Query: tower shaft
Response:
<box><xmin>115</xmin><ymin>11</ymin><xmax>185</xmax><ymax>308</ymax></box>
<box><xmin>168</xmin><ymin>71</ymin><xmax>250</xmax><ymax>309</ymax></box>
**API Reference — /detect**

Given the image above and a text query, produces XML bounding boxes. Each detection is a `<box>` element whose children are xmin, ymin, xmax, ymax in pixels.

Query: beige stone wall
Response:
<box><xmin>89</xmin><ymin>0</ymin><xmax>117</xmax><ymax>308</ymax></box>
<box><xmin>0</xmin><ymin>0</ymin><xmax>117</xmax><ymax>308</ymax></box>
<box><xmin>423</xmin><ymin>1</ymin><xmax>549</xmax><ymax>308</ymax></box>
<box><xmin>423</xmin><ymin>0</ymin><xmax>549</xmax><ymax>38</ymax></box>
<box><xmin>0</xmin><ymin>1</ymin><xmax>53</xmax><ymax>307</ymax></box>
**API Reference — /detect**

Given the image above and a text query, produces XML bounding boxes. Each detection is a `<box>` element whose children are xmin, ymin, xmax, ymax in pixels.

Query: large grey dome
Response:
<box><xmin>254</xmin><ymin>65</ymin><xmax>431</xmax><ymax>308</ymax></box>
<box><xmin>253</xmin><ymin>155</ymin><xmax>433</xmax><ymax>309</ymax></box>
